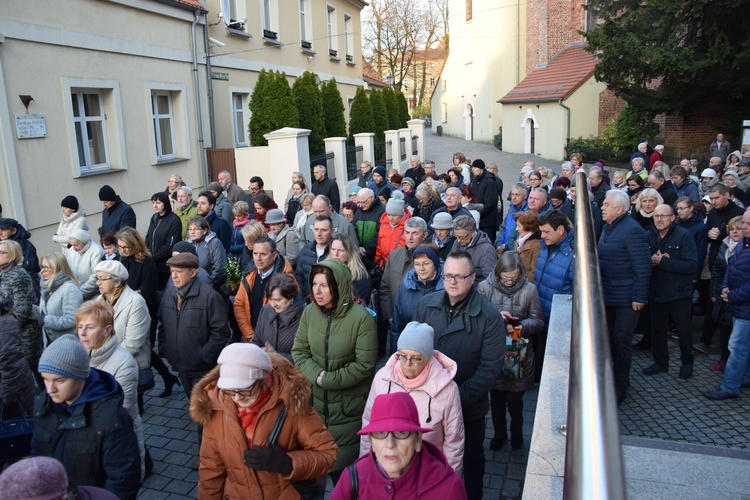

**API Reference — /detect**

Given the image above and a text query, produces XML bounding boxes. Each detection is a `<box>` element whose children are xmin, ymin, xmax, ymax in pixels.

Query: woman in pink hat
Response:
<box><xmin>332</xmin><ymin>392</ymin><xmax>466</xmax><ymax>500</ymax></box>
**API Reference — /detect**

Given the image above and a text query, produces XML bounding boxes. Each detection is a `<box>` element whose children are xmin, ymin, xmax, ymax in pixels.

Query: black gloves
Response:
<box><xmin>244</xmin><ymin>443</ymin><xmax>293</xmax><ymax>476</ymax></box>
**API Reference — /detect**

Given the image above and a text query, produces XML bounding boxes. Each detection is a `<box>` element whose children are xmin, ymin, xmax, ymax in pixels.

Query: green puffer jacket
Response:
<box><xmin>292</xmin><ymin>259</ymin><xmax>378</xmax><ymax>474</ymax></box>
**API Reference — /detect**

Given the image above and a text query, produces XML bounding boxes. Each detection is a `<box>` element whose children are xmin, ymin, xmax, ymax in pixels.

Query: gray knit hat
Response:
<box><xmin>397</xmin><ymin>321</ymin><xmax>434</xmax><ymax>361</ymax></box>
<box><xmin>386</xmin><ymin>198</ymin><xmax>405</xmax><ymax>216</ymax></box>
<box><xmin>38</xmin><ymin>334</ymin><xmax>90</xmax><ymax>380</ymax></box>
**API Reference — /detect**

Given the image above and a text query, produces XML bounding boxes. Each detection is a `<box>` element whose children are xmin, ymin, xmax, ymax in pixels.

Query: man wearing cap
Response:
<box><xmin>0</xmin><ymin>217</ymin><xmax>40</xmax><ymax>280</ymax></box>
<box><xmin>217</xmin><ymin>170</ymin><xmax>246</xmax><ymax>206</ymax></box>
<box><xmin>175</xmin><ymin>186</ymin><xmax>199</xmax><ymax>239</ymax></box>
<box><xmin>353</xmin><ymin>188</ymin><xmax>386</xmax><ymax>270</ymax></box>
<box><xmin>357</xmin><ymin>161</ymin><xmax>374</xmax><ymax>188</ymax></box>
<box><xmin>367</xmin><ymin>166</ymin><xmax>395</xmax><ymax>197</ymax></box>
<box><xmin>311</xmin><ymin>165</ymin><xmax>341</xmax><ymax>212</ymax></box>
<box><xmin>404</xmin><ymin>155</ymin><xmax>425</xmax><ymax>189</ymax></box>
<box><xmin>234</xmin><ymin>237</ymin><xmax>295</xmax><ymax>342</ymax></box>
<box><xmin>157</xmin><ymin>253</ymin><xmax>230</xmax><ymax>422</ymax></box>
<box><xmin>197</xmin><ymin>191</ymin><xmax>231</xmax><ymax>252</ymax></box>
<box><xmin>375</xmin><ymin>196</ymin><xmax>410</xmax><ymax>267</ymax></box>
<box><xmin>470</xmin><ymin>159</ymin><xmax>499</xmax><ymax>244</ymax></box>
<box><xmin>99</xmin><ymin>185</ymin><xmax>136</xmax><ymax>235</ymax></box>
<box><xmin>413</xmin><ymin>250</ymin><xmax>503</xmax><ymax>500</ymax></box>
<box><xmin>304</xmin><ymin>195</ymin><xmax>357</xmax><ymax>244</ymax></box>
<box><xmin>32</xmin><ymin>335</ymin><xmax>141</xmax><ymax>498</ymax></box>
<box><xmin>207</xmin><ymin>181</ymin><xmax>233</xmax><ymax>225</ymax></box>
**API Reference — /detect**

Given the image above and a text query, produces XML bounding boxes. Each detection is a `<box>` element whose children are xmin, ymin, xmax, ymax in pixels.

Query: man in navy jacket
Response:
<box><xmin>644</xmin><ymin>205</ymin><xmax>698</xmax><ymax>379</ymax></box>
<box><xmin>598</xmin><ymin>190</ymin><xmax>651</xmax><ymax>405</ymax></box>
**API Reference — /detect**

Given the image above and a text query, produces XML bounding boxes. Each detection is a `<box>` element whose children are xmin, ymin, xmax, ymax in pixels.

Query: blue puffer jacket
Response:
<box><xmin>391</xmin><ymin>267</ymin><xmax>444</xmax><ymax>335</ymax></box>
<box><xmin>534</xmin><ymin>228</ymin><xmax>575</xmax><ymax>324</ymax></box>
<box><xmin>646</xmin><ymin>225</ymin><xmax>698</xmax><ymax>303</ymax></box>
<box><xmin>598</xmin><ymin>213</ymin><xmax>651</xmax><ymax>307</ymax></box>
<box><xmin>496</xmin><ymin>201</ymin><xmax>528</xmax><ymax>247</ymax></box>
<box><xmin>721</xmin><ymin>238</ymin><xmax>750</xmax><ymax>320</ymax></box>
<box><xmin>675</xmin><ymin>210</ymin><xmax>706</xmax><ymax>280</ymax></box>
<box><xmin>674</xmin><ymin>178</ymin><xmax>700</xmax><ymax>203</ymax></box>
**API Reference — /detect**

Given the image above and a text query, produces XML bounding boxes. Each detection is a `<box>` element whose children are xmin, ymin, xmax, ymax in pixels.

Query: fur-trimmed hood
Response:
<box><xmin>190</xmin><ymin>352</ymin><xmax>312</xmax><ymax>426</ymax></box>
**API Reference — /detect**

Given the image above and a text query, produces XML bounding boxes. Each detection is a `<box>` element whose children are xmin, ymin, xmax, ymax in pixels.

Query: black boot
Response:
<box><xmin>159</xmin><ymin>373</ymin><xmax>181</xmax><ymax>398</ymax></box>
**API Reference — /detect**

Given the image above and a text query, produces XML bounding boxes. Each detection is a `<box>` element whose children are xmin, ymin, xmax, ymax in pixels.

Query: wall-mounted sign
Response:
<box><xmin>211</xmin><ymin>72</ymin><xmax>229</xmax><ymax>81</ymax></box>
<box><xmin>15</xmin><ymin>114</ymin><xmax>46</xmax><ymax>139</ymax></box>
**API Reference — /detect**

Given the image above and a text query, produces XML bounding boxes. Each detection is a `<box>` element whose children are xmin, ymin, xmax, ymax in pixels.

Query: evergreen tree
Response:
<box><xmin>348</xmin><ymin>87</ymin><xmax>375</xmax><ymax>142</ymax></box>
<box><xmin>248</xmin><ymin>70</ymin><xmax>299</xmax><ymax>146</ymax></box>
<box><xmin>292</xmin><ymin>71</ymin><xmax>326</xmax><ymax>155</ymax></box>
<box><xmin>396</xmin><ymin>92</ymin><xmax>410</xmax><ymax>128</ymax></box>
<box><xmin>382</xmin><ymin>87</ymin><xmax>400</xmax><ymax>130</ymax></box>
<box><xmin>321</xmin><ymin>79</ymin><xmax>347</xmax><ymax>138</ymax></box>
<box><xmin>369</xmin><ymin>89</ymin><xmax>388</xmax><ymax>143</ymax></box>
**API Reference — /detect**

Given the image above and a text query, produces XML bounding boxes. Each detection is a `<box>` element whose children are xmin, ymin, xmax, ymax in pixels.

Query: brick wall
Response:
<box><xmin>598</xmin><ymin>89</ymin><xmax>626</xmax><ymax>132</ymax></box>
<box><xmin>526</xmin><ymin>0</ymin><xmax>586</xmax><ymax>74</ymax></box>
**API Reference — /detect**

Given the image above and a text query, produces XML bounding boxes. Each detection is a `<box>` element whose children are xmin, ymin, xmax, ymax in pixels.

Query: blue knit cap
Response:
<box><xmin>412</xmin><ymin>246</ymin><xmax>440</xmax><ymax>270</ymax></box>
<box><xmin>38</xmin><ymin>334</ymin><xmax>90</xmax><ymax>380</ymax></box>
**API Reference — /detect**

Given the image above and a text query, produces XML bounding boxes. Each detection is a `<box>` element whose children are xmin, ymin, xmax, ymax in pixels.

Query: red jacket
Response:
<box><xmin>330</xmin><ymin>440</ymin><xmax>467</xmax><ymax>500</ymax></box>
<box><xmin>374</xmin><ymin>211</ymin><xmax>410</xmax><ymax>267</ymax></box>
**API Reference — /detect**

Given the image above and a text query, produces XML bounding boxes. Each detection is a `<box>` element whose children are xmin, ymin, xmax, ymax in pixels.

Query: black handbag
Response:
<box><xmin>0</xmin><ymin>401</ymin><xmax>34</xmax><ymax>461</ymax></box>
<box><xmin>268</xmin><ymin>407</ymin><xmax>327</xmax><ymax>500</ymax></box>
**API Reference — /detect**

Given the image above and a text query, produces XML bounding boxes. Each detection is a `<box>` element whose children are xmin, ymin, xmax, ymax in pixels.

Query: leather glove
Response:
<box><xmin>244</xmin><ymin>443</ymin><xmax>293</xmax><ymax>476</ymax></box>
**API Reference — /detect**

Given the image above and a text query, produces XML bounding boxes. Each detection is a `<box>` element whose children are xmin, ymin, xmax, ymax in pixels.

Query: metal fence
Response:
<box><xmin>374</xmin><ymin>140</ymin><xmax>392</xmax><ymax>168</ymax></box>
<box><xmin>309</xmin><ymin>152</ymin><xmax>335</xmax><ymax>180</ymax></box>
<box><xmin>346</xmin><ymin>145</ymin><xmax>364</xmax><ymax>181</ymax></box>
<box><xmin>412</xmin><ymin>135</ymin><xmax>418</xmax><ymax>157</ymax></box>
<box><xmin>399</xmin><ymin>137</ymin><xmax>406</xmax><ymax>161</ymax></box>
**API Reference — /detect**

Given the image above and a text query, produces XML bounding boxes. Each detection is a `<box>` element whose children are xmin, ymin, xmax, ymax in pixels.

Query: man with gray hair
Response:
<box><xmin>379</xmin><ymin>217</ymin><xmax>429</xmax><ymax>355</ymax></box>
<box><xmin>311</xmin><ymin>164</ymin><xmax>340</xmax><ymax>212</ymax></box>
<box><xmin>175</xmin><ymin>186</ymin><xmax>198</xmax><ymax>239</ymax></box>
<box><xmin>404</xmin><ymin>155</ymin><xmax>425</xmax><ymax>188</ymax></box>
<box><xmin>588</xmin><ymin>167</ymin><xmax>610</xmax><ymax>208</ymax></box>
<box><xmin>647</xmin><ymin>170</ymin><xmax>678</xmax><ymax>206</ymax></box>
<box><xmin>497</xmin><ymin>182</ymin><xmax>529</xmax><ymax>249</ymax></box>
<box><xmin>630</xmin><ymin>142</ymin><xmax>649</xmax><ymax>169</ymax></box>
<box><xmin>450</xmin><ymin>215</ymin><xmax>497</xmax><ymax>281</ymax></box>
<box><xmin>598</xmin><ymin>189</ymin><xmax>651</xmax><ymax>405</ymax></box>
<box><xmin>305</xmin><ymin>195</ymin><xmax>357</xmax><ymax>242</ymax></box>
<box><xmin>427</xmin><ymin>187</ymin><xmax>472</xmax><ymax>233</ymax></box>
<box><xmin>217</xmin><ymin>170</ymin><xmax>246</xmax><ymax>205</ymax></box>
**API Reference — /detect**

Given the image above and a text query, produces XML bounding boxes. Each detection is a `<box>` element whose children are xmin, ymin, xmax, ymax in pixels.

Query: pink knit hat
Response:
<box><xmin>217</xmin><ymin>343</ymin><xmax>272</xmax><ymax>390</ymax></box>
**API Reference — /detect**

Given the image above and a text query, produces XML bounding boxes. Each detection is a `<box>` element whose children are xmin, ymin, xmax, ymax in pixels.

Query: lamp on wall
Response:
<box><xmin>19</xmin><ymin>95</ymin><xmax>34</xmax><ymax>113</ymax></box>
<box><xmin>385</xmin><ymin>74</ymin><xmax>394</xmax><ymax>89</ymax></box>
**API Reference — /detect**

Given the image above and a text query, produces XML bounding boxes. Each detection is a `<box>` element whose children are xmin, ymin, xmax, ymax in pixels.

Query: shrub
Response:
<box><xmin>292</xmin><ymin>71</ymin><xmax>326</xmax><ymax>155</ymax></box>
<box><xmin>321</xmin><ymin>79</ymin><xmax>347</xmax><ymax>139</ymax></box>
<box><xmin>348</xmin><ymin>87</ymin><xmax>375</xmax><ymax>142</ymax></box>
<box><xmin>249</xmin><ymin>70</ymin><xmax>299</xmax><ymax>146</ymax></box>
<box><xmin>493</xmin><ymin>127</ymin><xmax>503</xmax><ymax>150</ymax></box>
<box><xmin>396</xmin><ymin>92</ymin><xmax>410</xmax><ymax>128</ymax></box>
<box><xmin>600</xmin><ymin>104</ymin><xmax>660</xmax><ymax>153</ymax></box>
<box><xmin>369</xmin><ymin>89</ymin><xmax>388</xmax><ymax>143</ymax></box>
<box><xmin>382</xmin><ymin>87</ymin><xmax>400</xmax><ymax>130</ymax></box>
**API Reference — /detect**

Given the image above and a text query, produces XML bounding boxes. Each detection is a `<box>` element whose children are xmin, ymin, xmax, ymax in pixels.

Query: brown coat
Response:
<box><xmin>233</xmin><ymin>256</ymin><xmax>295</xmax><ymax>342</ymax></box>
<box><xmin>190</xmin><ymin>354</ymin><xmax>338</xmax><ymax>499</ymax></box>
<box><xmin>515</xmin><ymin>232</ymin><xmax>541</xmax><ymax>283</ymax></box>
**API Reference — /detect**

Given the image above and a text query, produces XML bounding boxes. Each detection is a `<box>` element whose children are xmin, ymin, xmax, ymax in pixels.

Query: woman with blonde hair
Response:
<box><xmin>329</xmin><ymin>233</ymin><xmax>371</xmax><ymax>302</ymax></box>
<box><xmin>38</xmin><ymin>253</ymin><xmax>83</xmax><ymax>344</ymax></box>
<box><xmin>293</xmin><ymin>192</ymin><xmax>316</xmax><ymax>245</ymax></box>
<box><xmin>229</xmin><ymin>201</ymin><xmax>252</xmax><ymax>259</ymax></box>
<box><xmin>239</xmin><ymin>221</ymin><xmax>268</xmax><ymax>274</ymax></box>
<box><xmin>631</xmin><ymin>188</ymin><xmax>663</xmax><ymax>232</ymax></box>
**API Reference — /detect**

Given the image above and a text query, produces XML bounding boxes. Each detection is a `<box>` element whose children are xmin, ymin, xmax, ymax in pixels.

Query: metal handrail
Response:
<box><xmin>563</xmin><ymin>171</ymin><xmax>626</xmax><ymax>499</ymax></box>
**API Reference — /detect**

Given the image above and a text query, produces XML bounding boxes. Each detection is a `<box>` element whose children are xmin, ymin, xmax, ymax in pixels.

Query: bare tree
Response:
<box><xmin>362</xmin><ymin>0</ymin><xmax>446</xmax><ymax>92</ymax></box>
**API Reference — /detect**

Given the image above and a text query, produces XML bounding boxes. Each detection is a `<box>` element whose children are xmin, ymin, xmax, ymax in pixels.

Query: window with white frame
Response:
<box><xmin>227</xmin><ymin>0</ymin><xmax>247</xmax><ymax>30</ymax></box>
<box><xmin>327</xmin><ymin>5</ymin><xmax>338</xmax><ymax>56</ymax></box>
<box><xmin>71</xmin><ymin>91</ymin><xmax>110</xmax><ymax>170</ymax></box>
<box><xmin>299</xmin><ymin>0</ymin><xmax>312</xmax><ymax>46</ymax></box>
<box><xmin>63</xmin><ymin>77</ymin><xmax>127</xmax><ymax>176</ymax></box>
<box><xmin>344</xmin><ymin>14</ymin><xmax>353</xmax><ymax>60</ymax></box>
<box><xmin>442</xmin><ymin>102</ymin><xmax>448</xmax><ymax>123</ymax></box>
<box><xmin>262</xmin><ymin>0</ymin><xmax>279</xmax><ymax>37</ymax></box>
<box><xmin>151</xmin><ymin>92</ymin><xmax>176</xmax><ymax>160</ymax></box>
<box><xmin>145</xmin><ymin>82</ymin><xmax>191</xmax><ymax>165</ymax></box>
<box><xmin>232</xmin><ymin>92</ymin><xmax>249</xmax><ymax>147</ymax></box>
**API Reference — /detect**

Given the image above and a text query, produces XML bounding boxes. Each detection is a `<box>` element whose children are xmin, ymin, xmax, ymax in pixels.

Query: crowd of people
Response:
<box><xmin>1</xmin><ymin>136</ymin><xmax>749</xmax><ymax>498</ymax></box>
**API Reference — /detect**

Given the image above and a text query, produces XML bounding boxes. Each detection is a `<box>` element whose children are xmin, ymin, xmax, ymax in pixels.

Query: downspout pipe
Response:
<box><xmin>558</xmin><ymin>98</ymin><xmax>571</xmax><ymax>150</ymax></box>
<box><xmin>192</xmin><ymin>11</ymin><xmax>209</xmax><ymax>190</ymax></box>
<box><xmin>203</xmin><ymin>17</ymin><xmax>216</xmax><ymax>150</ymax></box>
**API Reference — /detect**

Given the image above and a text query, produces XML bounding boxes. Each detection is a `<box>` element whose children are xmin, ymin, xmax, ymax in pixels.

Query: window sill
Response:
<box><xmin>263</xmin><ymin>37</ymin><xmax>283</xmax><ymax>47</ymax></box>
<box><xmin>346</xmin><ymin>59</ymin><xmax>356</xmax><ymax>66</ymax></box>
<box><xmin>155</xmin><ymin>157</ymin><xmax>188</xmax><ymax>166</ymax></box>
<box><xmin>77</xmin><ymin>167</ymin><xmax>125</xmax><ymax>179</ymax></box>
<box><xmin>227</xmin><ymin>28</ymin><xmax>251</xmax><ymax>39</ymax></box>
<box><xmin>329</xmin><ymin>55</ymin><xmax>340</xmax><ymax>62</ymax></box>
<box><xmin>302</xmin><ymin>47</ymin><xmax>316</xmax><ymax>56</ymax></box>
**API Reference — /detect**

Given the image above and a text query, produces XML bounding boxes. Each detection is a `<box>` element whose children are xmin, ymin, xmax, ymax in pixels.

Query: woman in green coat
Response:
<box><xmin>292</xmin><ymin>258</ymin><xmax>377</xmax><ymax>483</ymax></box>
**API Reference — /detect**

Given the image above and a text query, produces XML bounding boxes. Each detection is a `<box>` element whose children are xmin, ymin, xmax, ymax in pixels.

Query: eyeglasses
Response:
<box><xmin>499</xmin><ymin>274</ymin><xmax>521</xmax><ymax>285</ymax></box>
<box><xmin>222</xmin><ymin>385</ymin><xmax>260</xmax><ymax>401</ymax></box>
<box><xmin>40</xmin><ymin>265</ymin><xmax>51</xmax><ymax>271</ymax></box>
<box><xmin>117</xmin><ymin>245</ymin><xmax>131</xmax><ymax>250</ymax></box>
<box><xmin>675</xmin><ymin>206</ymin><xmax>690</xmax><ymax>212</ymax></box>
<box><xmin>442</xmin><ymin>272</ymin><xmax>474</xmax><ymax>283</ymax></box>
<box><xmin>370</xmin><ymin>431</ymin><xmax>413</xmax><ymax>440</ymax></box>
<box><xmin>652</xmin><ymin>214</ymin><xmax>673</xmax><ymax>219</ymax></box>
<box><xmin>95</xmin><ymin>277</ymin><xmax>113</xmax><ymax>283</ymax></box>
<box><xmin>412</xmin><ymin>261</ymin><xmax>433</xmax><ymax>268</ymax></box>
<box><xmin>396</xmin><ymin>354</ymin><xmax>424</xmax><ymax>365</ymax></box>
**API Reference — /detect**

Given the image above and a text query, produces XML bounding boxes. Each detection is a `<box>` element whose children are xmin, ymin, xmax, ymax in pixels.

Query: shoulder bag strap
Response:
<box><xmin>241</xmin><ymin>275</ymin><xmax>251</xmax><ymax>300</ymax></box>
<box><xmin>267</xmin><ymin>407</ymin><xmax>287</xmax><ymax>447</ymax></box>
<box><xmin>348</xmin><ymin>463</ymin><xmax>358</xmax><ymax>500</ymax></box>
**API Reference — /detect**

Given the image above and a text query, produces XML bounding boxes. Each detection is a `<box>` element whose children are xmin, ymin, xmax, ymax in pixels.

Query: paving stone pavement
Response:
<box><xmin>622</xmin><ymin>315</ymin><xmax>750</xmax><ymax>449</ymax></box>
